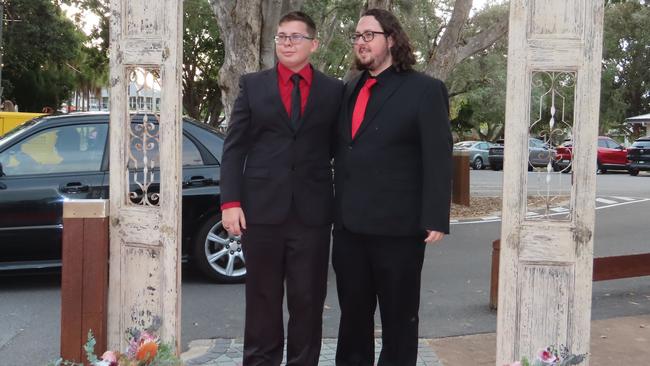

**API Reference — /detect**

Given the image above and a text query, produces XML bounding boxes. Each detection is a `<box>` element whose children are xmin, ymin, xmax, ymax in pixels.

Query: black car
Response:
<box><xmin>0</xmin><ymin>112</ymin><xmax>244</xmax><ymax>283</ymax></box>
<box><xmin>627</xmin><ymin>136</ymin><xmax>650</xmax><ymax>176</ymax></box>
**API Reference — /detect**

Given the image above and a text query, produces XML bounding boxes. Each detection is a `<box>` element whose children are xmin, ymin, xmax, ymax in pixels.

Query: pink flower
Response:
<box><xmin>100</xmin><ymin>351</ymin><xmax>117</xmax><ymax>362</ymax></box>
<box><xmin>538</xmin><ymin>348</ymin><xmax>557</xmax><ymax>364</ymax></box>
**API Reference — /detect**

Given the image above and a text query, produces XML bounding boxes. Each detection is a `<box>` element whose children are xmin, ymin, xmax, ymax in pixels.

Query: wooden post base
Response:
<box><xmin>61</xmin><ymin>200</ymin><xmax>109</xmax><ymax>363</ymax></box>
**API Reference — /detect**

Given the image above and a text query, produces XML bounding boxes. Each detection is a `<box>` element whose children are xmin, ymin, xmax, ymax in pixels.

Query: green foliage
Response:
<box><xmin>183</xmin><ymin>0</ymin><xmax>224</xmax><ymax>126</ymax></box>
<box><xmin>445</xmin><ymin>4</ymin><xmax>510</xmax><ymax>141</ymax></box>
<box><xmin>304</xmin><ymin>0</ymin><xmax>361</xmax><ymax>77</ymax></box>
<box><xmin>601</xmin><ymin>0</ymin><xmax>650</xmax><ymax>137</ymax></box>
<box><xmin>2</xmin><ymin>0</ymin><xmax>83</xmax><ymax>111</ymax></box>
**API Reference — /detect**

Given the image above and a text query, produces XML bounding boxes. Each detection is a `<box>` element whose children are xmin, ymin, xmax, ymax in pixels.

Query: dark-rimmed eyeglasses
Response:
<box><xmin>274</xmin><ymin>33</ymin><xmax>314</xmax><ymax>44</ymax></box>
<box><xmin>350</xmin><ymin>31</ymin><xmax>386</xmax><ymax>44</ymax></box>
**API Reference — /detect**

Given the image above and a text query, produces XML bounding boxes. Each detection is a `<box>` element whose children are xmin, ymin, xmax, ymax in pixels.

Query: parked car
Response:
<box><xmin>552</xmin><ymin>136</ymin><xmax>628</xmax><ymax>174</ymax></box>
<box><xmin>553</xmin><ymin>141</ymin><xmax>573</xmax><ymax>172</ymax></box>
<box><xmin>488</xmin><ymin>138</ymin><xmax>555</xmax><ymax>171</ymax></box>
<box><xmin>627</xmin><ymin>136</ymin><xmax>650</xmax><ymax>176</ymax></box>
<box><xmin>453</xmin><ymin>140</ymin><xmax>494</xmax><ymax>170</ymax></box>
<box><xmin>0</xmin><ymin>112</ymin><xmax>243</xmax><ymax>283</ymax></box>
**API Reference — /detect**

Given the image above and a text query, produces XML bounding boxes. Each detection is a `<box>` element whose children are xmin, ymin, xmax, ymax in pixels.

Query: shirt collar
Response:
<box><xmin>368</xmin><ymin>65</ymin><xmax>396</xmax><ymax>84</ymax></box>
<box><xmin>277</xmin><ymin>63</ymin><xmax>313</xmax><ymax>86</ymax></box>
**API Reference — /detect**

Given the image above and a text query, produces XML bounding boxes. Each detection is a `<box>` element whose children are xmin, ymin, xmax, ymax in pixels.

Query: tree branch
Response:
<box><xmin>457</xmin><ymin>19</ymin><xmax>509</xmax><ymax>61</ymax></box>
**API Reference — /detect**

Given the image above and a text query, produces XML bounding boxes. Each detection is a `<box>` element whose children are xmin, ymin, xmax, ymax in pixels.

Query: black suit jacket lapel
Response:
<box><xmin>353</xmin><ymin>71</ymin><xmax>406</xmax><ymax>140</ymax></box>
<box><xmin>342</xmin><ymin>73</ymin><xmax>364</xmax><ymax>143</ymax></box>
<box><xmin>264</xmin><ymin>69</ymin><xmax>294</xmax><ymax>133</ymax></box>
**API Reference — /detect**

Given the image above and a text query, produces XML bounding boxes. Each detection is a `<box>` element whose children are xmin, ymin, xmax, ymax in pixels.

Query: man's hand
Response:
<box><xmin>222</xmin><ymin>207</ymin><xmax>246</xmax><ymax>236</ymax></box>
<box><xmin>424</xmin><ymin>230</ymin><xmax>444</xmax><ymax>244</ymax></box>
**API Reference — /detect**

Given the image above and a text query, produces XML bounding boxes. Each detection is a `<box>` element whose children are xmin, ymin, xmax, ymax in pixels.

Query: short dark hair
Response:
<box><xmin>279</xmin><ymin>11</ymin><xmax>317</xmax><ymax>37</ymax></box>
<box><xmin>361</xmin><ymin>8</ymin><xmax>415</xmax><ymax>72</ymax></box>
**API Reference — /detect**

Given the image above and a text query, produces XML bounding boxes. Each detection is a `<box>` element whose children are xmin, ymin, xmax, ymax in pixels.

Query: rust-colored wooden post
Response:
<box><xmin>61</xmin><ymin>199</ymin><xmax>109</xmax><ymax>363</ymax></box>
<box><xmin>452</xmin><ymin>154</ymin><xmax>470</xmax><ymax>206</ymax></box>
<box><xmin>489</xmin><ymin>239</ymin><xmax>501</xmax><ymax>310</ymax></box>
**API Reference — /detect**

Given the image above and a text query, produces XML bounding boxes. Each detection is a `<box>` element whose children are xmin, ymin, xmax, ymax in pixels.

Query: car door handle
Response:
<box><xmin>60</xmin><ymin>182</ymin><xmax>89</xmax><ymax>193</ymax></box>
<box><xmin>184</xmin><ymin>176</ymin><xmax>212</xmax><ymax>187</ymax></box>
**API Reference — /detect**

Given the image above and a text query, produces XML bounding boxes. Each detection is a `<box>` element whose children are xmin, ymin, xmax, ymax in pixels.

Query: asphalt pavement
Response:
<box><xmin>0</xmin><ymin>170</ymin><xmax>648</xmax><ymax>365</ymax></box>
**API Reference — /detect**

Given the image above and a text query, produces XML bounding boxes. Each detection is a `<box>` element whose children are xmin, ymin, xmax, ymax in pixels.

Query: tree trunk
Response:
<box><xmin>212</xmin><ymin>0</ymin><xmax>305</xmax><ymax>123</ymax></box>
<box><xmin>366</xmin><ymin>0</ymin><xmax>392</xmax><ymax>10</ymax></box>
<box><xmin>260</xmin><ymin>0</ymin><xmax>284</xmax><ymax>70</ymax></box>
<box><xmin>424</xmin><ymin>0</ymin><xmax>508</xmax><ymax>82</ymax></box>
<box><xmin>211</xmin><ymin>0</ymin><xmax>263</xmax><ymax>123</ymax></box>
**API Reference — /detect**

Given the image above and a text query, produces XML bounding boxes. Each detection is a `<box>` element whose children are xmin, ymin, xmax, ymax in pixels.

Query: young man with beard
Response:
<box><xmin>332</xmin><ymin>8</ymin><xmax>452</xmax><ymax>366</ymax></box>
<box><xmin>220</xmin><ymin>11</ymin><xmax>343</xmax><ymax>366</ymax></box>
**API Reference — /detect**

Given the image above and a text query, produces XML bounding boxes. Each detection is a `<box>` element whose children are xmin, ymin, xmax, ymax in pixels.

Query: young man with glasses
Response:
<box><xmin>332</xmin><ymin>8</ymin><xmax>452</xmax><ymax>366</ymax></box>
<box><xmin>220</xmin><ymin>11</ymin><xmax>343</xmax><ymax>366</ymax></box>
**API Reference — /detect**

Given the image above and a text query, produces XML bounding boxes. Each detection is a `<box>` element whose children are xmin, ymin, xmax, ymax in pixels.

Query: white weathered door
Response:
<box><xmin>496</xmin><ymin>1</ymin><xmax>604</xmax><ymax>364</ymax></box>
<box><xmin>108</xmin><ymin>0</ymin><xmax>183</xmax><ymax>351</ymax></box>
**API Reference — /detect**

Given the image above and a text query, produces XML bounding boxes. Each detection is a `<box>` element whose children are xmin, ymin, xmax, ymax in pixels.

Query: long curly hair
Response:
<box><xmin>361</xmin><ymin>8</ymin><xmax>415</xmax><ymax>72</ymax></box>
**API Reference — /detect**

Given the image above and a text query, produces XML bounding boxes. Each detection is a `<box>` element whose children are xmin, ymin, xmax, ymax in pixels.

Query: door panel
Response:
<box><xmin>0</xmin><ymin>124</ymin><xmax>108</xmax><ymax>263</ymax></box>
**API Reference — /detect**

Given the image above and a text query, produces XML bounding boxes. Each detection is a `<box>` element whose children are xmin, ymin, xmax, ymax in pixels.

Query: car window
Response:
<box><xmin>632</xmin><ymin>140</ymin><xmax>650</xmax><ymax>148</ymax></box>
<box><xmin>0</xmin><ymin>124</ymin><xmax>107</xmax><ymax>176</ymax></box>
<box><xmin>454</xmin><ymin>142</ymin><xmax>474</xmax><ymax>148</ymax></box>
<box><xmin>598</xmin><ymin>139</ymin><xmax>608</xmax><ymax>148</ymax></box>
<box><xmin>607</xmin><ymin>139</ymin><xmax>621</xmax><ymax>149</ymax></box>
<box><xmin>183</xmin><ymin>135</ymin><xmax>203</xmax><ymax>166</ymax></box>
<box><xmin>479</xmin><ymin>143</ymin><xmax>489</xmax><ymax>150</ymax></box>
<box><xmin>127</xmin><ymin>125</ymin><xmax>204</xmax><ymax>169</ymax></box>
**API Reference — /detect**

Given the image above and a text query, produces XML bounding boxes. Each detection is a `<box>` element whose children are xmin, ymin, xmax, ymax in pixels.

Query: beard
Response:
<box><xmin>354</xmin><ymin>46</ymin><xmax>391</xmax><ymax>72</ymax></box>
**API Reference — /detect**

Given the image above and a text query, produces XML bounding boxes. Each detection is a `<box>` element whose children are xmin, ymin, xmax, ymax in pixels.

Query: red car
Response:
<box><xmin>553</xmin><ymin>136</ymin><xmax>628</xmax><ymax>173</ymax></box>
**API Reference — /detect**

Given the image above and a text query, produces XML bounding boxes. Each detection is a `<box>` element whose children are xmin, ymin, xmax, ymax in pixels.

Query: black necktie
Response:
<box><xmin>290</xmin><ymin>74</ymin><xmax>302</xmax><ymax>130</ymax></box>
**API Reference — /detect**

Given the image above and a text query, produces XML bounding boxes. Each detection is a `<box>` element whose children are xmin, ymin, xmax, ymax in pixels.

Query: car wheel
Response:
<box><xmin>629</xmin><ymin>168</ymin><xmax>640</xmax><ymax>176</ymax></box>
<box><xmin>472</xmin><ymin>157</ymin><xmax>483</xmax><ymax>170</ymax></box>
<box><xmin>491</xmin><ymin>164</ymin><xmax>502</xmax><ymax>171</ymax></box>
<box><xmin>597</xmin><ymin>161</ymin><xmax>606</xmax><ymax>174</ymax></box>
<box><xmin>192</xmin><ymin>214</ymin><xmax>246</xmax><ymax>283</ymax></box>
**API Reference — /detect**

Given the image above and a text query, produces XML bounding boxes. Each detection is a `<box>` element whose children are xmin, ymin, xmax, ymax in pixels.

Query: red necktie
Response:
<box><xmin>351</xmin><ymin>78</ymin><xmax>377</xmax><ymax>138</ymax></box>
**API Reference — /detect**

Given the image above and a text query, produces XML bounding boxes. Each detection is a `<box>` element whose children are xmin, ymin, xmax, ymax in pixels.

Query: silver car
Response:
<box><xmin>453</xmin><ymin>141</ymin><xmax>494</xmax><ymax>170</ymax></box>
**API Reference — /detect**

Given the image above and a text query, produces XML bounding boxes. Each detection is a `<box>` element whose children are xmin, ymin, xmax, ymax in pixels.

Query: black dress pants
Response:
<box><xmin>332</xmin><ymin>228</ymin><xmax>426</xmax><ymax>366</ymax></box>
<box><xmin>242</xmin><ymin>210</ymin><xmax>330</xmax><ymax>366</ymax></box>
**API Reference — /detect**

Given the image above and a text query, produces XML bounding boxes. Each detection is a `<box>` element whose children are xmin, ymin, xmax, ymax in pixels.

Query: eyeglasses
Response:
<box><xmin>274</xmin><ymin>33</ymin><xmax>314</xmax><ymax>44</ymax></box>
<box><xmin>349</xmin><ymin>31</ymin><xmax>386</xmax><ymax>44</ymax></box>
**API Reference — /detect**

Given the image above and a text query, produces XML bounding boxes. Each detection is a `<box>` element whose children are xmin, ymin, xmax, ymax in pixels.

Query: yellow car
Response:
<box><xmin>0</xmin><ymin>112</ymin><xmax>46</xmax><ymax>137</ymax></box>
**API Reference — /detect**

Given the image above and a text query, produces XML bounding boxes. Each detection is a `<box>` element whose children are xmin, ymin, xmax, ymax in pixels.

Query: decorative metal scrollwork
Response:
<box><xmin>527</xmin><ymin>71</ymin><xmax>576</xmax><ymax>221</ymax></box>
<box><xmin>126</xmin><ymin>67</ymin><xmax>162</xmax><ymax>207</ymax></box>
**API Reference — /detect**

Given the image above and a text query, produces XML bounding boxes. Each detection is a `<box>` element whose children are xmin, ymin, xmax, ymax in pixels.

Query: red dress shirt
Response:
<box><xmin>277</xmin><ymin>62</ymin><xmax>312</xmax><ymax>117</ymax></box>
<box><xmin>221</xmin><ymin>63</ymin><xmax>313</xmax><ymax>211</ymax></box>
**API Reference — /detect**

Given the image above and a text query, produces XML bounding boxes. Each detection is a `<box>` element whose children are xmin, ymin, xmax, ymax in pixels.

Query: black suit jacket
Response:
<box><xmin>334</xmin><ymin>69</ymin><xmax>452</xmax><ymax>236</ymax></box>
<box><xmin>220</xmin><ymin>66</ymin><xmax>344</xmax><ymax>226</ymax></box>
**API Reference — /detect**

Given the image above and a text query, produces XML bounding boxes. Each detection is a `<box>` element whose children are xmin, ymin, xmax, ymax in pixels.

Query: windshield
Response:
<box><xmin>0</xmin><ymin>118</ymin><xmax>43</xmax><ymax>145</ymax></box>
<box><xmin>632</xmin><ymin>140</ymin><xmax>650</xmax><ymax>148</ymax></box>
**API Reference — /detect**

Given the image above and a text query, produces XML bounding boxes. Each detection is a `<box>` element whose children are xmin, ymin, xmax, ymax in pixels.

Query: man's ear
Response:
<box><xmin>387</xmin><ymin>35</ymin><xmax>394</xmax><ymax>49</ymax></box>
<box><xmin>311</xmin><ymin>39</ymin><xmax>320</xmax><ymax>53</ymax></box>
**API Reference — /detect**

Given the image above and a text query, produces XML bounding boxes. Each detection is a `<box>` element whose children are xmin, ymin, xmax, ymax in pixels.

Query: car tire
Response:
<box><xmin>597</xmin><ymin>161</ymin><xmax>606</xmax><ymax>174</ymax></box>
<box><xmin>472</xmin><ymin>157</ymin><xmax>483</xmax><ymax>170</ymax></box>
<box><xmin>192</xmin><ymin>214</ymin><xmax>246</xmax><ymax>283</ymax></box>
<box><xmin>629</xmin><ymin>168</ymin><xmax>640</xmax><ymax>176</ymax></box>
<box><xmin>491</xmin><ymin>164</ymin><xmax>502</xmax><ymax>171</ymax></box>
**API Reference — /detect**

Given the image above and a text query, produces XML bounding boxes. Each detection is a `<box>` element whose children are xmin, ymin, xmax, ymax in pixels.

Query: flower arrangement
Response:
<box><xmin>505</xmin><ymin>345</ymin><xmax>587</xmax><ymax>366</ymax></box>
<box><xmin>49</xmin><ymin>327</ymin><xmax>181</xmax><ymax>366</ymax></box>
